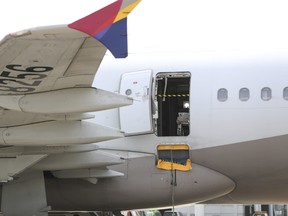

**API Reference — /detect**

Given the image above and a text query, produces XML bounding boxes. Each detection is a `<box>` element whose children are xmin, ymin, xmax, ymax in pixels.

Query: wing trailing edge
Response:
<box><xmin>68</xmin><ymin>0</ymin><xmax>141</xmax><ymax>58</ymax></box>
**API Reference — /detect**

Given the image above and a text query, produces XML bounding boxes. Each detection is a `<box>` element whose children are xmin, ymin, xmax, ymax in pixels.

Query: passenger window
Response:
<box><xmin>239</xmin><ymin>88</ymin><xmax>250</xmax><ymax>101</ymax></box>
<box><xmin>283</xmin><ymin>87</ymin><xmax>288</xmax><ymax>100</ymax></box>
<box><xmin>217</xmin><ymin>88</ymin><xmax>228</xmax><ymax>102</ymax></box>
<box><xmin>261</xmin><ymin>87</ymin><xmax>272</xmax><ymax>101</ymax></box>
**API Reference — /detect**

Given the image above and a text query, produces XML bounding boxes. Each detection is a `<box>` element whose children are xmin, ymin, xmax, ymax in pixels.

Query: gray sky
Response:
<box><xmin>2</xmin><ymin>0</ymin><xmax>288</xmax><ymax>52</ymax></box>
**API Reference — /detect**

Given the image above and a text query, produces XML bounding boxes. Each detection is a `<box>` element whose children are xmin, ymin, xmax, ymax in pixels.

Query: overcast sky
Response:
<box><xmin>2</xmin><ymin>0</ymin><xmax>288</xmax><ymax>52</ymax></box>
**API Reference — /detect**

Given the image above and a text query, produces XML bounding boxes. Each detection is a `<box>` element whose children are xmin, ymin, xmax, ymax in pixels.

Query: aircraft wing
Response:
<box><xmin>0</xmin><ymin>0</ymin><xmax>140</xmax><ymax>96</ymax></box>
<box><xmin>0</xmin><ymin>27</ymin><xmax>105</xmax><ymax>95</ymax></box>
<box><xmin>0</xmin><ymin>0</ymin><xmax>140</xmax><ymax>182</ymax></box>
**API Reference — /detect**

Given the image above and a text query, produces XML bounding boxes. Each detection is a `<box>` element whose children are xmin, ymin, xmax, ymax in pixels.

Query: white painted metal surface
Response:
<box><xmin>195</xmin><ymin>204</ymin><xmax>205</xmax><ymax>216</ymax></box>
<box><xmin>0</xmin><ymin>88</ymin><xmax>132</xmax><ymax>114</ymax></box>
<box><xmin>52</xmin><ymin>168</ymin><xmax>124</xmax><ymax>179</ymax></box>
<box><xmin>0</xmin><ymin>155</ymin><xmax>46</xmax><ymax>182</ymax></box>
<box><xmin>0</xmin><ymin>121</ymin><xmax>124</xmax><ymax>146</ymax></box>
<box><xmin>119</xmin><ymin>70</ymin><xmax>153</xmax><ymax>135</ymax></box>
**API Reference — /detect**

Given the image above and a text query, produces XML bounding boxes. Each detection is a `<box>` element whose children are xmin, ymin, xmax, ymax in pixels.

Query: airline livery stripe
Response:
<box><xmin>68</xmin><ymin>0</ymin><xmax>141</xmax><ymax>58</ymax></box>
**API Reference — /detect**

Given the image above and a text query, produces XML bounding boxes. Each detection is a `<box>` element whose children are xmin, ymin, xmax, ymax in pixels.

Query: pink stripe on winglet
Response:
<box><xmin>68</xmin><ymin>0</ymin><xmax>123</xmax><ymax>37</ymax></box>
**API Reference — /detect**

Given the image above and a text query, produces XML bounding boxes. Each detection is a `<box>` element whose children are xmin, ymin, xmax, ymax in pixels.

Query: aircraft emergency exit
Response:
<box><xmin>1</xmin><ymin>0</ymin><xmax>288</xmax><ymax>216</ymax></box>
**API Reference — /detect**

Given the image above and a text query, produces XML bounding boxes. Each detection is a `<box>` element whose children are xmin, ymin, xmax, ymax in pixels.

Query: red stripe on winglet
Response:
<box><xmin>68</xmin><ymin>0</ymin><xmax>123</xmax><ymax>37</ymax></box>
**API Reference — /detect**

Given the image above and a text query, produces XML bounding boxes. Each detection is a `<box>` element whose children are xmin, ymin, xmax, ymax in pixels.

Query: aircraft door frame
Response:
<box><xmin>153</xmin><ymin>72</ymin><xmax>191</xmax><ymax>136</ymax></box>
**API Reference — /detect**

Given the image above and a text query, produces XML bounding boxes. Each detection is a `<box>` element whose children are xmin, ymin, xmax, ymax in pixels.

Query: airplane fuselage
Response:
<box><xmin>21</xmin><ymin>50</ymin><xmax>288</xmax><ymax>211</ymax></box>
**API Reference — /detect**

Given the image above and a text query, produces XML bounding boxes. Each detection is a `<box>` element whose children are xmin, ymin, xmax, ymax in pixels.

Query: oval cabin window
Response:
<box><xmin>239</xmin><ymin>88</ymin><xmax>250</xmax><ymax>101</ymax></box>
<box><xmin>261</xmin><ymin>87</ymin><xmax>272</xmax><ymax>101</ymax></box>
<box><xmin>283</xmin><ymin>87</ymin><xmax>288</xmax><ymax>100</ymax></box>
<box><xmin>217</xmin><ymin>88</ymin><xmax>228</xmax><ymax>102</ymax></box>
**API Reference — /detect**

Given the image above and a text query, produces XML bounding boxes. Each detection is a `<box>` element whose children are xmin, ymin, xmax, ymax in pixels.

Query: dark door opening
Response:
<box><xmin>154</xmin><ymin>72</ymin><xmax>190</xmax><ymax>136</ymax></box>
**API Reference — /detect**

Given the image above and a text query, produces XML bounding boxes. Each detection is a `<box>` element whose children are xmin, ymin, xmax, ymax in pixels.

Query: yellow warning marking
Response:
<box><xmin>114</xmin><ymin>0</ymin><xmax>142</xmax><ymax>22</ymax></box>
<box><xmin>156</xmin><ymin>144</ymin><xmax>191</xmax><ymax>171</ymax></box>
<box><xmin>157</xmin><ymin>159</ymin><xmax>192</xmax><ymax>171</ymax></box>
<box><xmin>157</xmin><ymin>144</ymin><xmax>189</xmax><ymax>151</ymax></box>
<box><xmin>157</xmin><ymin>94</ymin><xmax>190</xmax><ymax>97</ymax></box>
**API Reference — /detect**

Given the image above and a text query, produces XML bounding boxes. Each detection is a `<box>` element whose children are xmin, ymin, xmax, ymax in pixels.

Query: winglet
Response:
<box><xmin>68</xmin><ymin>0</ymin><xmax>141</xmax><ymax>58</ymax></box>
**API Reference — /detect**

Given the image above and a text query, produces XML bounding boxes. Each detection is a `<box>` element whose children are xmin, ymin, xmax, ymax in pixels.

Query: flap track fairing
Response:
<box><xmin>0</xmin><ymin>121</ymin><xmax>123</xmax><ymax>146</ymax></box>
<box><xmin>0</xmin><ymin>88</ymin><xmax>132</xmax><ymax>114</ymax></box>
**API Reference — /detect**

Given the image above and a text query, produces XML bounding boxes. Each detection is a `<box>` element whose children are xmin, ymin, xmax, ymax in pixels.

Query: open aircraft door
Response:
<box><xmin>119</xmin><ymin>70</ymin><xmax>153</xmax><ymax>135</ymax></box>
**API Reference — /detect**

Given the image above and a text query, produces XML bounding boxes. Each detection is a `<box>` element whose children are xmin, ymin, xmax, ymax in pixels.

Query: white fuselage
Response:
<box><xmin>27</xmin><ymin>50</ymin><xmax>288</xmax><ymax>210</ymax></box>
<box><xmin>93</xmin><ymin>50</ymin><xmax>288</xmax><ymax>150</ymax></box>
